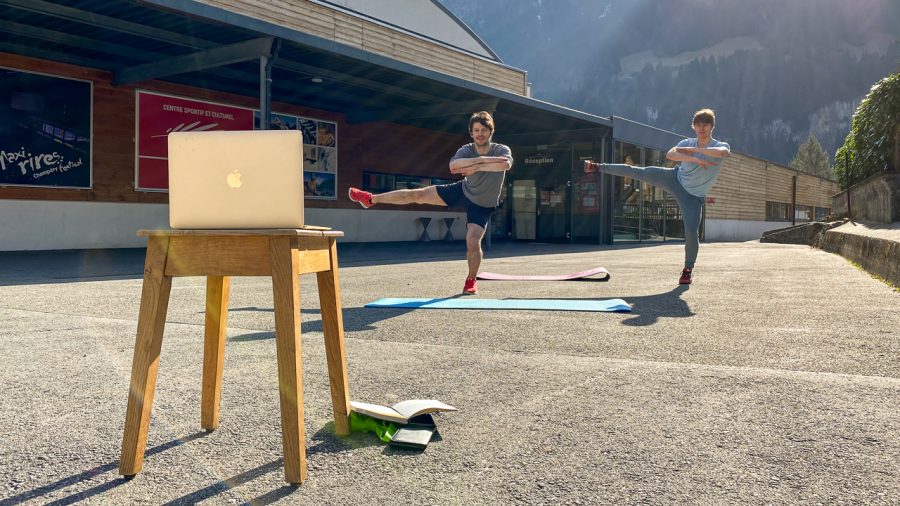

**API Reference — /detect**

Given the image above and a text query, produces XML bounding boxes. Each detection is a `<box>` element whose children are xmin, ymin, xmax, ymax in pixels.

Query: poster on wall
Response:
<box><xmin>304</xmin><ymin>172</ymin><xmax>336</xmax><ymax>199</ymax></box>
<box><xmin>254</xmin><ymin>111</ymin><xmax>338</xmax><ymax>200</ymax></box>
<box><xmin>0</xmin><ymin>68</ymin><xmax>92</xmax><ymax>188</ymax></box>
<box><xmin>136</xmin><ymin>91</ymin><xmax>254</xmax><ymax>190</ymax></box>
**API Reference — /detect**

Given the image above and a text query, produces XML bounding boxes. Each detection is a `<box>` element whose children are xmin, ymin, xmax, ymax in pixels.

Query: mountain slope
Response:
<box><xmin>440</xmin><ymin>0</ymin><xmax>900</xmax><ymax>164</ymax></box>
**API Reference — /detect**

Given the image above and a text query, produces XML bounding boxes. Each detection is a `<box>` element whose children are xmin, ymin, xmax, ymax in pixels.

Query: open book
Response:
<box><xmin>349</xmin><ymin>399</ymin><xmax>457</xmax><ymax>424</ymax></box>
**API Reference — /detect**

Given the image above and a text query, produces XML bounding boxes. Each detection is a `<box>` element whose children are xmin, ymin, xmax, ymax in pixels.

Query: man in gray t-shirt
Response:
<box><xmin>348</xmin><ymin>111</ymin><xmax>513</xmax><ymax>294</ymax></box>
<box><xmin>449</xmin><ymin>141</ymin><xmax>512</xmax><ymax>209</ymax></box>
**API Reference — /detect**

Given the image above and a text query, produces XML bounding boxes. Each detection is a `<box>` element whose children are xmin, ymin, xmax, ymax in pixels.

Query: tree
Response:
<box><xmin>790</xmin><ymin>133</ymin><xmax>832</xmax><ymax>179</ymax></box>
<box><xmin>834</xmin><ymin>72</ymin><xmax>900</xmax><ymax>188</ymax></box>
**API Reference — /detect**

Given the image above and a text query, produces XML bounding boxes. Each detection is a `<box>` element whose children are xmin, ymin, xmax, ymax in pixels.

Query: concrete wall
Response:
<box><xmin>0</xmin><ymin>200</ymin><xmax>168</xmax><ymax>250</ymax></box>
<box><xmin>831</xmin><ymin>172</ymin><xmax>900</xmax><ymax>223</ymax></box>
<box><xmin>309</xmin><ymin>208</ymin><xmax>467</xmax><ymax>243</ymax></box>
<box><xmin>0</xmin><ymin>199</ymin><xmax>466</xmax><ymax>251</ymax></box>
<box><xmin>705</xmin><ymin>219</ymin><xmax>789</xmax><ymax>242</ymax></box>
<box><xmin>820</xmin><ymin>223</ymin><xmax>900</xmax><ymax>289</ymax></box>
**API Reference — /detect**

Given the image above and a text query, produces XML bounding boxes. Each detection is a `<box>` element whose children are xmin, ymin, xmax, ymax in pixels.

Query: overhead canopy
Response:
<box><xmin>0</xmin><ymin>0</ymin><xmax>611</xmax><ymax>138</ymax></box>
<box><xmin>611</xmin><ymin>116</ymin><xmax>685</xmax><ymax>151</ymax></box>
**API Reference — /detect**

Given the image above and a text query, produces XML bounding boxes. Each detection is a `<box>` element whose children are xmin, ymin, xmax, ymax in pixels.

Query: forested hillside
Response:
<box><xmin>440</xmin><ymin>0</ymin><xmax>899</xmax><ymax>164</ymax></box>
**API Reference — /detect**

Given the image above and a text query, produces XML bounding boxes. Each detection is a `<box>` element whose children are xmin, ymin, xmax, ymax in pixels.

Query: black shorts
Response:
<box><xmin>435</xmin><ymin>181</ymin><xmax>495</xmax><ymax>229</ymax></box>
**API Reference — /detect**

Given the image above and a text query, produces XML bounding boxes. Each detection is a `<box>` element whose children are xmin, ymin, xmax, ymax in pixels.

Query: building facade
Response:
<box><xmin>0</xmin><ymin>0</ymin><xmax>837</xmax><ymax>251</ymax></box>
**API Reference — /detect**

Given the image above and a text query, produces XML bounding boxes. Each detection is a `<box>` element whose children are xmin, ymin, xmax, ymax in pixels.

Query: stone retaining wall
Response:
<box><xmin>832</xmin><ymin>173</ymin><xmax>900</xmax><ymax>223</ymax></box>
<box><xmin>820</xmin><ymin>229</ymin><xmax>900</xmax><ymax>289</ymax></box>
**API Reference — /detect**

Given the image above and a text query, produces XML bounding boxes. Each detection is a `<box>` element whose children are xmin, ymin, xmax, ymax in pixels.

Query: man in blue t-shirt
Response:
<box><xmin>349</xmin><ymin>111</ymin><xmax>513</xmax><ymax>294</ymax></box>
<box><xmin>585</xmin><ymin>108</ymin><xmax>731</xmax><ymax>285</ymax></box>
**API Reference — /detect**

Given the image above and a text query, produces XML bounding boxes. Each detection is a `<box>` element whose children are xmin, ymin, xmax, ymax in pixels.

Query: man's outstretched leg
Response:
<box><xmin>463</xmin><ymin>223</ymin><xmax>486</xmax><ymax>294</ymax></box>
<box><xmin>348</xmin><ymin>187</ymin><xmax>374</xmax><ymax>208</ymax></box>
<box><xmin>584</xmin><ymin>161</ymin><xmax>680</xmax><ymax>192</ymax></box>
<box><xmin>349</xmin><ymin>186</ymin><xmax>445</xmax><ymax>208</ymax></box>
<box><xmin>586</xmin><ymin>160</ymin><xmax>700</xmax><ymax>284</ymax></box>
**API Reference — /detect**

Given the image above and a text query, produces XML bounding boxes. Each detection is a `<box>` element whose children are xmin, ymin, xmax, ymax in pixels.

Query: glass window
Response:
<box><xmin>394</xmin><ymin>176</ymin><xmax>432</xmax><ymax>190</ymax></box>
<box><xmin>815</xmin><ymin>207</ymin><xmax>830</xmax><ymax>220</ymax></box>
<box><xmin>794</xmin><ymin>205</ymin><xmax>813</xmax><ymax>222</ymax></box>
<box><xmin>361</xmin><ymin>172</ymin><xmax>394</xmax><ymax>193</ymax></box>
<box><xmin>2</xmin><ymin>69</ymin><xmax>92</xmax><ymax>189</ymax></box>
<box><xmin>766</xmin><ymin>201</ymin><xmax>792</xmax><ymax>221</ymax></box>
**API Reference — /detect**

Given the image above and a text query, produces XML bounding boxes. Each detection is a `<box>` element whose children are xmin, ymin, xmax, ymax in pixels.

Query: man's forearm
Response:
<box><xmin>476</xmin><ymin>156</ymin><xmax>511</xmax><ymax>164</ymax></box>
<box><xmin>666</xmin><ymin>151</ymin><xmax>694</xmax><ymax>162</ymax></box>
<box><xmin>666</xmin><ymin>152</ymin><xmax>708</xmax><ymax>166</ymax></box>
<box><xmin>695</xmin><ymin>147</ymin><xmax>731</xmax><ymax>158</ymax></box>
<box><xmin>450</xmin><ymin>156</ymin><xmax>510</xmax><ymax>171</ymax></box>
<box><xmin>449</xmin><ymin>158</ymin><xmax>481</xmax><ymax>170</ymax></box>
<box><xmin>474</xmin><ymin>161</ymin><xmax>511</xmax><ymax>172</ymax></box>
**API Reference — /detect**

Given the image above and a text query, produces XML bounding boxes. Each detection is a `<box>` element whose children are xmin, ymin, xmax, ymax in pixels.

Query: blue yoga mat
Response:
<box><xmin>365</xmin><ymin>298</ymin><xmax>632</xmax><ymax>312</ymax></box>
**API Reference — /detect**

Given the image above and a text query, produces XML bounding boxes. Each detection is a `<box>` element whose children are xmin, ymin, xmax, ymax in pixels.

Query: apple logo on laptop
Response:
<box><xmin>226</xmin><ymin>170</ymin><xmax>242</xmax><ymax>189</ymax></box>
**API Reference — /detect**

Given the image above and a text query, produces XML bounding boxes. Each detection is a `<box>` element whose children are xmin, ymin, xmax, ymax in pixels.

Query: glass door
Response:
<box><xmin>510</xmin><ymin>179</ymin><xmax>537</xmax><ymax>240</ymax></box>
<box><xmin>508</xmin><ymin>144</ymin><xmax>573</xmax><ymax>242</ymax></box>
<box><xmin>640</xmin><ymin>148</ymin><xmax>666</xmax><ymax>242</ymax></box>
<box><xmin>537</xmin><ymin>178</ymin><xmax>570</xmax><ymax>242</ymax></box>
<box><xmin>571</xmin><ymin>140</ymin><xmax>604</xmax><ymax>243</ymax></box>
<box><xmin>535</xmin><ymin>145</ymin><xmax>572</xmax><ymax>243</ymax></box>
<box><xmin>612</xmin><ymin>142</ymin><xmax>641</xmax><ymax>242</ymax></box>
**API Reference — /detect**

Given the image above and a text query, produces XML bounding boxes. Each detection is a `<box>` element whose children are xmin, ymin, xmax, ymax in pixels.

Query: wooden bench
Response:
<box><xmin>119</xmin><ymin>228</ymin><xmax>350</xmax><ymax>485</ymax></box>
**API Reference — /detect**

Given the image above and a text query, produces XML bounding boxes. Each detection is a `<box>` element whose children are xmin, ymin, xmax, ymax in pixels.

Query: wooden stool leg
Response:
<box><xmin>120</xmin><ymin>236</ymin><xmax>172</xmax><ymax>477</ymax></box>
<box><xmin>201</xmin><ymin>275</ymin><xmax>230</xmax><ymax>430</ymax></box>
<box><xmin>316</xmin><ymin>238</ymin><xmax>351</xmax><ymax>436</ymax></box>
<box><xmin>269</xmin><ymin>237</ymin><xmax>306</xmax><ymax>485</ymax></box>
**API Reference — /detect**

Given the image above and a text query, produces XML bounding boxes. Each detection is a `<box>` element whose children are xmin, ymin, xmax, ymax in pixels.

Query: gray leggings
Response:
<box><xmin>599</xmin><ymin>164</ymin><xmax>704</xmax><ymax>268</ymax></box>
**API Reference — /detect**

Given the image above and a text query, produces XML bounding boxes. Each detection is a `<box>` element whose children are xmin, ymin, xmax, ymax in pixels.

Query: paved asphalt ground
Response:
<box><xmin>0</xmin><ymin>239</ymin><xmax>898</xmax><ymax>505</ymax></box>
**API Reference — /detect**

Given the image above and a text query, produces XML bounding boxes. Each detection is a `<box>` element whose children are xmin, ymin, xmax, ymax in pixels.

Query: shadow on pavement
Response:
<box><xmin>309</xmin><ymin>422</ymin><xmax>383</xmax><ymax>454</ymax></box>
<box><xmin>619</xmin><ymin>285</ymin><xmax>693</xmax><ymax>326</ymax></box>
<box><xmin>12</xmin><ymin>424</ymin><xmax>385</xmax><ymax>506</ymax></box>
<box><xmin>0</xmin><ymin>248</ymin><xmax>147</xmax><ymax>286</ymax></box>
<box><xmin>0</xmin><ymin>241</ymin><xmax>660</xmax><ymax>286</ymax></box>
<box><xmin>160</xmin><ymin>459</ymin><xmax>288</xmax><ymax>505</ymax></box>
<box><xmin>335</xmin><ymin>240</ymin><xmax>659</xmax><ymax>268</ymax></box>
<box><xmin>229</xmin><ymin>301</ymin><xmax>462</xmax><ymax>337</ymax></box>
<box><xmin>0</xmin><ymin>431</ymin><xmax>209</xmax><ymax>506</ymax></box>
<box><xmin>227</xmin><ymin>286</ymin><xmax>691</xmax><ymax>339</ymax></box>
<box><xmin>159</xmin><ymin>421</ymin><xmax>411</xmax><ymax>504</ymax></box>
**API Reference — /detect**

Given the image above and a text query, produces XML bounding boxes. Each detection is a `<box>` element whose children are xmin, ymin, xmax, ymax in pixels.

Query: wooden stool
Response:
<box><xmin>119</xmin><ymin>228</ymin><xmax>350</xmax><ymax>485</ymax></box>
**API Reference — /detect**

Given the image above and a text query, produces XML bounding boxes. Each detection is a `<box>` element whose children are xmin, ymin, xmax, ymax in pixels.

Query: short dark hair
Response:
<box><xmin>693</xmin><ymin>108</ymin><xmax>716</xmax><ymax>126</ymax></box>
<box><xmin>469</xmin><ymin>111</ymin><xmax>495</xmax><ymax>133</ymax></box>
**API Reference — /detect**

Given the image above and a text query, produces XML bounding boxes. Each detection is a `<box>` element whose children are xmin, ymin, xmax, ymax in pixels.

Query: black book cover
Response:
<box><xmin>389</xmin><ymin>414</ymin><xmax>439</xmax><ymax>451</ymax></box>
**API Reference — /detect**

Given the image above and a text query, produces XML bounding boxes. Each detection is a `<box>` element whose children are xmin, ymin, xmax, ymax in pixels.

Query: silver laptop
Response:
<box><xmin>167</xmin><ymin>129</ymin><xmax>304</xmax><ymax>229</ymax></box>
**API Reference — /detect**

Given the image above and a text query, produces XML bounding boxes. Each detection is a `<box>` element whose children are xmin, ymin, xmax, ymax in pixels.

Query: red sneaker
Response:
<box><xmin>348</xmin><ymin>187</ymin><xmax>374</xmax><ymax>208</ymax></box>
<box><xmin>678</xmin><ymin>267</ymin><xmax>692</xmax><ymax>285</ymax></box>
<box><xmin>463</xmin><ymin>277</ymin><xmax>478</xmax><ymax>294</ymax></box>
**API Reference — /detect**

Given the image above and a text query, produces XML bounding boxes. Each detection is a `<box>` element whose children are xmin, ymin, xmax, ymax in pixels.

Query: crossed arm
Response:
<box><xmin>666</xmin><ymin>145</ymin><xmax>731</xmax><ymax>167</ymax></box>
<box><xmin>449</xmin><ymin>156</ymin><xmax>512</xmax><ymax>177</ymax></box>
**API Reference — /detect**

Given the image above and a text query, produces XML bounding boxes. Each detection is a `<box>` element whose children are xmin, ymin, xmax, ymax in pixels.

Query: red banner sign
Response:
<box><xmin>136</xmin><ymin>92</ymin><xmax>254</xmax><ymax>190</ymax></box>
